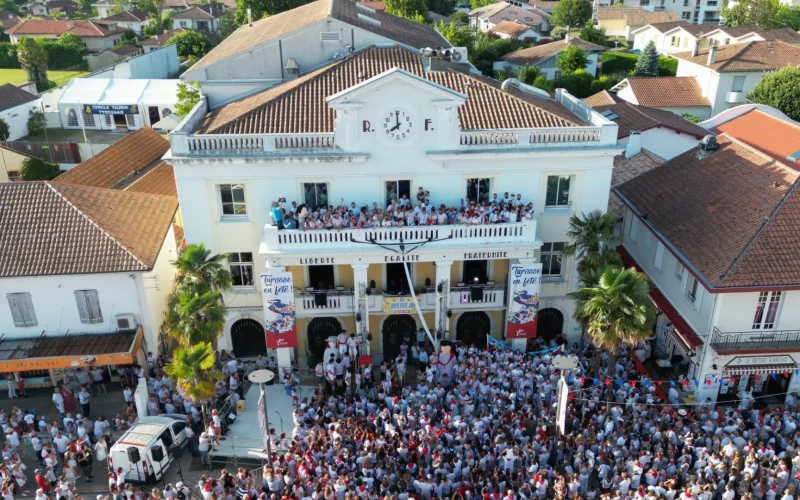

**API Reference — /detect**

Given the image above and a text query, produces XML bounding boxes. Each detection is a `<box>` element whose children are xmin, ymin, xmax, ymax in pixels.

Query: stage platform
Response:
<box><xmin>210</xmin><ymin>382</ymin><xmax>312</xmax><ymax>462</ymax></box>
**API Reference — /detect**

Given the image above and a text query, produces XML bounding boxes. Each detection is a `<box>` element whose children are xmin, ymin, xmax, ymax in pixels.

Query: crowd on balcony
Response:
<box><xmin>270</xmin><ymin>188</ymin><xmax>535</xmax><ymax>231</ymax></box>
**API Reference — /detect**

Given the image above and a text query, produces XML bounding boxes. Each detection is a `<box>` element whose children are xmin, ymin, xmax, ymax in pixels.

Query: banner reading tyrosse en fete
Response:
<box><xmin>506</xmin><ymin>263</ymin><xmax>543</xmax><ymax>339</ymax></box>
<box><xmin>261</xmin><ymin>272</ymin><xmax>297</xmax><ymax>348</ymax></box>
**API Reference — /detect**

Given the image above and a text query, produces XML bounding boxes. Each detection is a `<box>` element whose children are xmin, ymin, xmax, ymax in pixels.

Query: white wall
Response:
<box><xmin>676</xmin><ymin>58</ymin><xmax>725</xmax><ymax>115</ymax></box>
<box><xmin>494</xmin><ymin>52</ymin><xmax>599</xmax><ymax>80</ymax></box>
<box><xmin>0</xmin><ymin>99</ymin><xmax>41</xmax><ymax>141</ymax></box>
<box><xmin>620</xmin><ymin>126</ymin><xmax>700</xmax><ymax>160</ymax></box>
<box><xmin>85</xmin><ymin>44</ymin><xmax>180</xmax><ymax>79</ymax></box>
<box><xmin>139</xmin><ymin>225</ymin><xmax>179</xmax><ymax>351</ymax></box>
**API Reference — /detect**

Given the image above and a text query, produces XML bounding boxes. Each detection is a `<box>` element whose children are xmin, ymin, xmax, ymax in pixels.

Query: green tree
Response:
<box><xmin>579</xmin><ymin>21</ymin><xmax>606</xmax><ymax>46</ymax></box>
<box><xmin>59</xmin><ymin>32</ymin><xmax>83</xmax><ymax>47</ymax></box>
<box><xmin>164</xmin><ymin>288</ymin><xmax>227</xmax><ymax>345</ymax></box>
<box><xmin>0</xmin><ymin>118</ymin><xmax>9</xmax><ymax>141</ymax></box>
<box><xmin>557</xmin><ymin>44</ymin><xmax>589</xmax><ymax>74</ymax></box>
<box><xmin>167</xmin><ymin>29</ymin><xmax>210</xmax><ymax>58</ymax></box>
<box><xmin>164</xmin><ymin>342</ymin><xmax>222</xmax><ymax>425</ymax></box>
<box><xmin>518</xmin><ymin>64</ymin><xmax>540</xmax><ymax>85</ymax></box>
<box><xmin>550</xmin><ymin>25</ymin><xmax>568</xmax><ymax>39</ymax></box>
<box><xmin>563</xmin><ymin>210</ymin><xmax>622</xmax><ymax>282</ymax></box>
<box><xmin>450</xmin><ymin>10</ymin><xmax>468</xmax><ymax>23</ymax></box>
<box><xmin>556</xmin><ymin>68</ymin><xmax>594</xmax><ymax>97</ymax></box>
<box><xmin>78</xmin><ymin>0</ymin><xmax>94</xmax><ymax>11</ymax></box>
<box><xmin>20</xmin><ymin>157</ymin><xmax>60</xmax><ymax>181</ymax></box>
<box><xmin>747</xmin><ymin>65</ymin><xmax>800</xmax><ymax>121</ymax></box>
<box><xmin>436</xmin><ymin>20</ymin><xmax>475</xmax><ymax>48</ymax></box>
<box><xmin>681</xmin><ymin>113</ymin><xmax>701</xmax><ymax>123</ymax></box>
<box><xmin>17</xmin><ymin>38</ymin><xmax>49</xmax><ymax>91</ymax></box>
<box><xmin>470</xmin><ymin>0</ymin><xmax>493</xmax><ymax>9</ymax></box>
<box><xmin>571</xmin><ymin>266</ymin><xmax>656</xmax><ymax>351</ymax></box>
<box><xmin>27</xmin><ymin>107</ymin><xmax>45</xmax><ymax>137</ymax></box>
<box><xmin>550</xmin><ymin>0</ymin><xmax>592</xmax><ymax>28</ymax></box>
<box><xmin>219</xmin><ymin>9</ymin><xmax>239</xmax><ymax>38</ymax></box>
<box><xmin>172</xmin><ymin>242</ymin><xmax>233</xmax><ymax>293</ymax></box>
<box><xmin>634</xmin><ymin>40</ymin><xmax>659</xmax><ymax>76</ymax></box>
<box><xmin>122</xmin><ymin>28</ymin><xmax>138</xmax><ymax>42</ymax></box>
<box><xmin>426</xmin><ymin>0</ymin><xmax>454</xmax><ymax>15</ymax></box>
<box><xmin>143</xmin><ymin>16</ymin><xmax>166</xmax><ymax>36</ymax></box>
<box><xmin>234</xmin><ymin>0</ymin><xmax>313</xmax><ymax>24</ymax></box>
<box><xmin>722</xmin><ymin>0</ymin><xmax>783</xmax><ymax>28</ymax></box>
<box><xmin>175</xmin><ymin>81</ymin><xmax>202</xmax><ymax>117</ymax></box>
<box><xmin>0</xmin><ymin>0</ymin><xmax>20</xmax><ymax>14</ymax></box>
<box><xmin>385</xmin><ymin>0</ymin><xmax>429</xmax><ymax>22</ymax></box>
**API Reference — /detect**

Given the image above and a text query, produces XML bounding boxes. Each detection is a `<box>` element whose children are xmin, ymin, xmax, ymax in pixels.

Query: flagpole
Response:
<box><xmin>78</xmin><ymin>100</ymin><xmax>89</xmax><ymax>145</ymax></box>
<box><xmin>248</xmin><ymin>369</ymin><xmax>275</xmax><ymax>461</ymax></box>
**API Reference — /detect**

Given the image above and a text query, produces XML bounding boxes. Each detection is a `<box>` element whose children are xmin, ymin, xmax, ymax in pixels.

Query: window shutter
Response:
<box><xmin>86</xmin><ymin>290</ymin><xmax>103</xmax><ymax>323</ymax></box>
<box><xmin>694</xmin><ymin>284</ymin><xmax>704</xmax><ymax>310</ymax></box>
<box><xmin>680</xmin><ymin>271</ymin><xmax>689</xmax><ymax>294</ymax></box>
<box><xmin>629</xmin><ymin>217</ymin><xmax>639</xmax><ymax>243</ymax></box>
<box><xmin>75</xmin><ymin>291</ymin><xmax>90</xmax><ymax>323</ymax></box>
<box><xmin>7</xmin><ymin>294</ymin><xmax>24</xmax><ymax>327</ymax></box>
<box><xmin>654</xmin><ymin>242</ymin><xmax>665</xmax><ymax>270</ymax></box>
<box><xmin>18</xmin><ymin>293</ymin><xmax>37</xmax><ymax>327</ymax></box>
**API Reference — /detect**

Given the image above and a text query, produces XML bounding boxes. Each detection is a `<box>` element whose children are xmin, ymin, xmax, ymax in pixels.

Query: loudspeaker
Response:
<box><xmin>126</xmin><ymin>446</ymin><xmax>141</xmax><ymax>463</ymax></box>
<box><xmin>470</xmin><ymin>286</ymin><xmax>484</xmax><ymax>301</ymax></box>
<box><xmin>151</xmin><ymin>445</ymin><xmax>164</xmax><ymax>462</ymax></box>
<box><xmin>160</xmin><ymin>432</ymin><xmax>173</xmax><ymax>447</ymax></box>
<box><xmin>171</xmin><ymin>445</ymin><xmax>183</xmax><ymax>459</ymax></box>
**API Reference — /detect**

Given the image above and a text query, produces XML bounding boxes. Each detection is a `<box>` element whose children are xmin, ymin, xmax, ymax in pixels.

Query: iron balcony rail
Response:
<box><xmin>710</xmin><ymin>327</ymin><xmax>800</xmax><ymax>351</ymax></box>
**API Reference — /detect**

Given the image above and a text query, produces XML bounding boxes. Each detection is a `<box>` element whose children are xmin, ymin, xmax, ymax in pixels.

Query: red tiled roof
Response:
<box><xmin>623</xmin><ymin>77</ymin><xmax>711</xmax><ymax>108</ymax></box>
<box><xmin>491</xmin><ymin>21</ymin><xmax>536</xmax><ymax>37</ymax></box>
<box><xmin>500</xmin><ymin>37</ymin><xmax>605</xmax><ymax>65</ymax></box>
<box><xmin>124</xmin><ymin>162</ymin><xmax>177</xmax><ymax>198</ymax></box>
<box><xmin>713</xmin><ymin>109</ymin><xmax>800</xmax><ymax>168</ymax></box>
<box><xmin>6</xmin><ymin>19</ymin><xmax>116</xmax><ymax>37</ymax></box>
<box><xmin>675</xmin><ymin>41</ymin><xmax>800</xmax><ymax>72</ymax></box>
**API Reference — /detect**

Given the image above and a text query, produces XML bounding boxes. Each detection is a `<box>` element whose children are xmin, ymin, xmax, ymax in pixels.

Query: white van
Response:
<box><xmin>108</xmin><ymin>416</ymin><xmax>189</xmax><ymax>483</ymax></box>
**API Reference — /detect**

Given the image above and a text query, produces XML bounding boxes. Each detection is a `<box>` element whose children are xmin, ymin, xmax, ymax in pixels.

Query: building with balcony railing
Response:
<box><xmin>614</xmin><ymin>105</ymin><xmax>800</xmax><ymax>405</ymax></box>
<box><xmin>166</xmin><ymin>44</ymin><xmax>622</xmax><ymax>368</ymax></box>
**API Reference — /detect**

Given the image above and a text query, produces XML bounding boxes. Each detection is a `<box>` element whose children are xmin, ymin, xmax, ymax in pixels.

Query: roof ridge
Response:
<box><xmin>721</xmin><ymin>132</ymin><xmax>800</xmax><ymax>176</ymax></box>
<box><xmin>715</xmin><ymin>40</ymin><xmax>755</xmax><ymax>72</ymax></box>
<box><xmin>45</xmin><ymin>182</ymin><xmax>149</xmax><ymax>269</ymax></box>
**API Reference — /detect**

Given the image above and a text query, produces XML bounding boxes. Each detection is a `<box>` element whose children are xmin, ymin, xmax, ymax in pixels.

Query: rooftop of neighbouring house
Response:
<box><xmin>596</xmin><ymin>7</ymin><xmax>677</xmax><ymax>25</ymax></box>
<box><xmin>675</xmin><ymin>40</ymin><xmax>800</xmax><ymax>72</ymax></box>
<box><xmin>713</xmin><ymin>108</ymin><xmax>800</xmax><ymax>168</ymax></box>
<box><xmin>0</xmin><ymin>83</ymin><xmax>39</xmax><ymax>112</ymax></box>
<box><xmin>499</xmin><ymin>37</ymin><xmax>605</xmax><ymax>66</ymax></box>
<box><xmin>6</xmin><ymin>19</ymin><xmax>118</xmax><ymax>37</ymax></box>
<box><xmin>140</xmin><ymin>27</ymin><xmax>187</xmax><ymax>45</ymax></box>
<box><xmin>614</xmin><ymin>77</ymin><xmax>711</xmax><ymax>108</ymax></box>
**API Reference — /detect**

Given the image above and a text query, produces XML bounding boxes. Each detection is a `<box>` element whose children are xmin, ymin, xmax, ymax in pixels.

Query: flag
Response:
<box><xmin>257</xmin><ymin>385</ymin><xmax>270</xmax><ymax>454</ymax></box>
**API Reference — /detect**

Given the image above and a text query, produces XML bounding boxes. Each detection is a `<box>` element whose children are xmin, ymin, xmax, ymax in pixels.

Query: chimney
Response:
<box><xmin>247</xmin><ymin>7</ymin><xmax>252</xmax><ymax>25</ymax></box>
<box><xmin>691</xmin><ymin>38</ymin><xmax>699</xmax><ymax>57</ymax></box>
<box><xmin>625</xmin><ymin>131</ymin><xmax>642</xmax><ymax>158</ymax></box>
<box><xmin>707</xmin><ymin>45</ymin><xmax>717</xmax><ymax>65</ymax></box>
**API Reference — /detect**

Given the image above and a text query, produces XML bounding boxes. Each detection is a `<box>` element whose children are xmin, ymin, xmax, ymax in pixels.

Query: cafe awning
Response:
<box><xmin>666</xmin><ymin>328</ymin><xmax>692</xmax><ymax>357</ymax></box>
<box><xmin>723</xmin><ymin>362</ymin><xmax>797</xmax><ymax>377</ymax></box>
<box><xmin>0</xmin><ymin>327</ymin><xmax>143</xmax><ymax>372</ymax></box>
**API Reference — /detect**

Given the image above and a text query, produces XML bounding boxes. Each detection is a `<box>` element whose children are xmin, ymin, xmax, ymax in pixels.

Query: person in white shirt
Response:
<box><xmin>52</xmin><ymin>388</ymin><xmax>65</xmax><ymax>415</ymax></box>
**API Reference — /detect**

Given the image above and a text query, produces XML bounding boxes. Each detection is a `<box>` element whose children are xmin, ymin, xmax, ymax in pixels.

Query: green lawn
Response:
<box><xmin>0</xmin><ymin>69</ymin><xmax>89</xmax><ymax>87</ymax></box>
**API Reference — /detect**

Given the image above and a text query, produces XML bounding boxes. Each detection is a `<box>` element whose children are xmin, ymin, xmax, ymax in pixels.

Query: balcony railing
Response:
<box><xmin>726</xmin><ymin>91</ymin><xmax>747</xmax><ymax>103</ymax></box>
<box><xmin>710</xmin><ymin>327</ymin><xmax>800</xmax><ymax>351</ymax></box>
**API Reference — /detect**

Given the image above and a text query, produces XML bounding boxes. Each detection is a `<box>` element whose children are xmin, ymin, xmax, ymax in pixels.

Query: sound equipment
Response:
<box><xmin>126</xmin><ymin>446</ymin><xmax>141</xmax><ymax>463</ymax></box>
<box><xmin>470</xmin><ymin>286</ymin><xmax>484</xmax><ymax>302</ymax></box>
<box><xmin>160</xmin><ymin>431</ymin><xmax>173</xmax><ymax>447</ymax></box>
<box><xmin>151</xmin><ymin>445</ymin><xmax>164</xmax><ymax>462</ymax></box>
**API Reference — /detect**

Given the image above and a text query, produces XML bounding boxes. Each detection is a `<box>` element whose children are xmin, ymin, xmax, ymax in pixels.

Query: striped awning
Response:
<box><xmin>723</xmin><ymin>363</ymin><xmax>796</xmax><ymax>377</ymax></box>
<box><xmin>666</xmin><ymin>328</ymin><xmax>692</xmax><ymax>357</ymax></box>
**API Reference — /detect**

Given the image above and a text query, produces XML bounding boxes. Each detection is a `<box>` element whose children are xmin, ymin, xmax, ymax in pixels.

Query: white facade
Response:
<box><xmin>0</xmin><ymin>97</ymin><xmax>42</xmax><ymax>141</ymax></box>
<box><xmin>493</xmin><ymin>52</ymin><xmax>600</xmax><ymax>80</ymax></box>
<box><xmin>676</xmin><ymin>59</ymin><xmax>761</xmax><ymax>117</ymax></box>
<box><xmin>86</xmin><ymin>45</ymin><xmax>181</xmax><ymax>80</ymax></box>
<box><xmin>172</xmin><ymin>15</ymin><xmax>220</xmax><ymax>32</ymax></box>
<box><xmin>166</xmin><ymin>72</ymin><xmax>622</xmax><ymax>368</ymax></box>
<box><xmin>620</xmin><ymin>126</ymin><xmax>700</xmax><ymax>160</ymax></box>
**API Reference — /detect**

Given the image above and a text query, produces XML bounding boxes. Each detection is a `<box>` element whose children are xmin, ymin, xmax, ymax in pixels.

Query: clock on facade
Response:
<box><xmin>383</xmin><ymin>109</ymin><xmax>413</xmax><ymax>141</ymax></box>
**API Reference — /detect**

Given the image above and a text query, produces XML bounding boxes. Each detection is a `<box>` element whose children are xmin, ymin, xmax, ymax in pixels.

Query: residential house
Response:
<box><xmin>632</xmin><ymin>22</ymin><xmax>800</xmax><ymax>54</ymax></box>
<box><xmin>614</xmin><ymin>105</ymin><xmax>800</xmax><ymax>405</ymax></box>
<box><xmin>618</xmin><ymin>0</ymin><xmax>720</xmax><ymax>24</ymax></box>
<box><xmin>0</xmin><ymin>146</ymin><xmax>30</xmax><ymax>182</ymax></box>
<box><xmin>584</xmin><ymin>89</ymin><xmax>708</xmax><ymax>160</ymax></box>
<box><xmin>162</xmin><ymin>0</ymin><xmax>235</xmax><ymax>12</ymax></box>
<box><xmin>26</xmin><ymin>0</ymin><xmax>80</xmax><ymax>16</ymax></box>
<box><xmin>494</xmin><ymin>37</ymin><xmax>606</xmax><ymax>79</ymax></box>
<box><xmin>92</xmin><ymin>0</ymin><xmax>128</xmax><ymax>18</ymax></box>
<box><xmin>611</xmin><ymin>76</ymin><xmax>712</xmax><ymax>119</ymax></box>
<box><xmin>0</xmin><ymin>84</ymin><xmax>42</xmax><ymax>142</ymax></box>
<box><xmin>164</xmin><ymin>43</ymin><xmax>621</xmax><ymax>368</ymax></box>
<box><xmin>140</xmin><ymin>27</ymin><xmax>187</xmax><ymax>53</ymax></box>
<box><xmin>0</xmin><ymin>11</ymin><xmax>21</xmax><ymax>30</ymax></box>
<box><xmin>469</xmin><ymin>1</ymin><xmax>550</xmax><ymax>36</ymax></box>
<box><xmin>490</xmin><ymin>20</ymin><xmax>543</xmax><ymax>41</ymax></box>
<box><xmin>180</xmin><ymin>0</ymin><xmax>454</xmax><ymax>107</ymax></box>
<box><xmin>172</xmin><ymin>5</ymin><xmax>223</xmax><ymax>32</ymax></box>
<box><xmin>596</xmin><ymin>8</ymin><xmax>677</xmax><ymax>40</ymax></box>
<box><xmin>102</xmin><ymin>9</ymin><xmax>152</xmax><ymax>35</ymax></box>
<box><xmin>6</xmin><ymin>20</ymin><xmax>123</xmax><ymax>52</ymax></box>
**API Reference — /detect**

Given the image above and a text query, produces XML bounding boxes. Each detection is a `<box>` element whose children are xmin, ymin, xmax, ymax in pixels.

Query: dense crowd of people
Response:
<box><xmin>270</xmin><ymin>188</ymin><xmax>535</xmax><ymax>231</ymax></box>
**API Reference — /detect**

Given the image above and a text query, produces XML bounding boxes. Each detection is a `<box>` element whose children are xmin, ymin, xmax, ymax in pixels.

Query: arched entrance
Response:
<box><xmin>231</xmin><ymin>319</ymin><xmax>267</xmax><ymax>358</ymax></box>
<box><xmin>382</xmin><ymin>315</ymin><xmax>417</xmax><ymax>361</ymax></box>
<box><xmin>456</xmin><ymin>312</ymin><xmax>490</xmax><ymax>348</ymax></box>
<box><xmin>307</xmin><ymin>317</ymin><xmax>341</xmax><ymax>365</ymax></box>
<box><xmin>537</xmin><ymin>308</ymin><xmax>564</xmax><ymax>343</ymax></box>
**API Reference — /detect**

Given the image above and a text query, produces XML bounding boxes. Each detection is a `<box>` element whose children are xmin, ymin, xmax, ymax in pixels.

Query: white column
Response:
<box><xmin>352</xmin><ymin>264</ymin><xmax>370</xmax><ymax>355</ymax></box>
<box><xmin>506</xmin><ymin>258</ymin><xmax>536</xmax><ymax>351</ymax></box>
<box><xmin>434</xmin><ymin>261</ymin><xmax>453</xmax><ymax>343</ymax></box>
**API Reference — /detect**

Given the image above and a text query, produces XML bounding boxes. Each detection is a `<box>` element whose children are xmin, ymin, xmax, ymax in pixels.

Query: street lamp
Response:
<box><xmin>40</xmin><ymin>102</ymin><xmax>54</xmax><ymax>163</ymax></box>
<box><xmin>247</xmin><ymin>369</ymin><xmax>275</xmax><ymax>460</ymax></box>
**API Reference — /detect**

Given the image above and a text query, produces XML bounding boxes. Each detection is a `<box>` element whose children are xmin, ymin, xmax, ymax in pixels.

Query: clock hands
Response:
<box><xmin>390</xmin><ymin>111</ymin><xmax>401</xmax><ymax>132</ymax></box>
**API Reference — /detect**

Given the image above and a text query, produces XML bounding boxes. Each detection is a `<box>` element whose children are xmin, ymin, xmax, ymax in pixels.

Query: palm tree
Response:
<box><xmin>564</xmin><ymin>210</ymin><xmax>622</xmax><ymax>280</ymax></box>
<box><xmin>164</xmin><ymin>288</ymin><xmax>226</xmax><ymax>346</ymax></box>
<box><xmin>165</xmin><ymin>342</ymin><xmax>222</xmax><ymax>425</ymax></box>
<box><xmin>172</xmin><ymin>243</ymin><xmax>233</xmax><ymax>294</ymax></box>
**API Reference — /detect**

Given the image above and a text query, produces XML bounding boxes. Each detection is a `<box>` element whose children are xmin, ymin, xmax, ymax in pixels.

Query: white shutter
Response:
<box><xmin>86</xmin><ymin>290</ymin><xmax>103</xmax><ymax>323</ymax></box>
<box><xmin>75</xmin><ymin>291</ymin><xmax>90</xmax><ymax>323</ymax></box>
<box><xmin>654</xmin><ymin>242</ymin><xmax>665</xmax><ymax>270</ymax></box>
<box><xmin>7</xmin><ymin>294</ymin><xmax>24</xmax><ymax>327</ymax></box>
<box><xmin>644</xmin><ymin>230</ymin><xmax>652</xmax><ymax>248</ymax></box>
<box><xmin>629</xmin><ymin>217</ymin><xmax>639</xmax><ymax>243</ymax></box>
<box><xmin>680</xmin><ymin>271</ymin><xmax>689</xmax><ymax>294</ymax></box>
<box><xmin>9</xmin><ymin>293</ymin><xmax>37</xmax><ymax>327</ymax></box>
<box><xmin>694</xmin><ymin>283</ymin><xmax>704</xmax><ymax>311</ymax></box>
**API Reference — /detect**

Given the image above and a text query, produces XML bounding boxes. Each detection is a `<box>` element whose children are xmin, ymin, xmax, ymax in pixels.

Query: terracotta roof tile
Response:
<box><xmin>491</xmin><ymin>21</ymin><xmax>537</xmax><ymax>37</ymax></box>
<box><xmin>0</xmin><ymin>84</ymin><xmax>38</xmax><ymax>112</ymax></box>
<box><xmin>500</xmin><ymin>37</ymin><xmax>605</xmax><ymax>65</ymax></box>
<box><xmin>714</xmin><ymin>109</ymin><xmax>800</xmax><ymax>168</ymax></box>
<box><xmin>6</xmin><ymin>19</ymin><xmax>115</xmax><ymax>37</ymax></box>
<box><xmin>0</xmin><ymin>182</ymin><xmax>177</xmax><ymax>277</ymax></box>
<box><xmin>675</xmin><ymin>40</ymin><xmax>800</xmax><ymax>72</ymax></box>
<box><xmin>615</xmin><ymin>135</ymin><xmax>800</xmax><ymax>288</ymax></box>
<box><xmin>54</xmin><ymin>128</ymin><xmax>169</xmax><ymax>189</ymax></box>
<box><xmin>623</xmin><ymin>76</ymin><xmax>710</xmax><ymax>108</ymax></box>
<box><xmin>583</xmin><ymin>89</ymin><xmax>617</xmax><ymax>107</ymax></box>
<box><xmin>173</xmin><ymin>5</ymin><xmax>221</xmax><ymax>18</ymax></box>
<box><xmin>103</xmin><ymin>9</ymin><xmax>149</xmax><ymax>21</ymax></box>
<box><xmin>197</xmin><ymin>45</ymin><xmax>583</xmax><ymax>135</ymax></box>
<box><xmin>609</xmin><ymin>149</ymin><xmax>664</xmax><ymax>218</ymax></box>
<box><xmin>596</xmin><ymin>7</ymin><xmax>677</xmax><ymax>25</ymax></box>
<box><xmin>141</xmin><ymin>27</ymin><xmax>187</xmax><ymax>45</ymax></box>
<box><xmin>109</xmin><ymin>44</ymin><xmax>141</xmax><ymax>56</ymax></box>
<box><xmin>634</xmin><ymin>21</ymin><xmax>692</xmax><ymax>34</ymax></box>
<box><xmin>124</xmin><ymin>162</ymin><xmax>177</xmax><ymax>198</ymax></box>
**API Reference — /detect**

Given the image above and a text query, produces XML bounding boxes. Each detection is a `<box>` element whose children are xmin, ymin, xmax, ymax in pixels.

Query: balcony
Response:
<box><xmin>726</xmin><ymin>91</ymin><xmax>747</xmax><ymax>104</ymax></box>
<box><xmin>419</xmin><ymin>284</ymin><xmax>507</xmax><ymax>310</ymax></box>
<box><xmin>294</xmin><ymin>288</ymin><xmax>356</xmax><ymax>316</ymax></box>
<box><xmin>710</xmin><ymin>327</ymin><xmax>800</xmax><ymax>352</ymax></box>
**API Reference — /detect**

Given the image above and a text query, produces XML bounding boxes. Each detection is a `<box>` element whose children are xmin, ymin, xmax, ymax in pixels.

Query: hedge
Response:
<box><xmin>0</xmin><ymin>43</ymin><xmax>19</xmax><ymax>69</ymax></box>
<box><xmin>40</xmin><ymin>40</ymin><xmax>87</xmax><ymax>70</ymax></box>
<box><xmin>601</xmin><ymin>51</ymin><xmax>679</xmax><ymax>77</ymax></box>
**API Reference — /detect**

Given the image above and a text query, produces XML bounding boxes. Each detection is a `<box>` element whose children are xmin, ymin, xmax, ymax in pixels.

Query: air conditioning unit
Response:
<box><xmin>448</xmin><ymin>47</ymin><xmax>468</xmax><ymax>63</ymax></box>
<box><xmin>116</xmin><ymin>314</ymin><xmax>137</xmax><ymax>331</ymax></box>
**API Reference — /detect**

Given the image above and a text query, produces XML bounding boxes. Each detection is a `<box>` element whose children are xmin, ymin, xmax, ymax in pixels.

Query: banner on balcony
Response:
<box><xmin>261</xmin><ymin>272</ymin><xmax>297</xmax><ymax>348</ymax></box>
<box><xmin>383</xmin><ymin>296</ymin><xmax>421</xmax><ymax>315</ymax></box>
<box><xmin>506</xmin><ymin>263</ymin><xmax>543</xmax><ymax>339</ymax></box>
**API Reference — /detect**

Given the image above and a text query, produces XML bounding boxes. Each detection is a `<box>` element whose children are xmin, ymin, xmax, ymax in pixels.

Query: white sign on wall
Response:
<box><xmin>727</xmin><ymin>355</ymin><xmax>795</xmax><ymax>367</ymax></box>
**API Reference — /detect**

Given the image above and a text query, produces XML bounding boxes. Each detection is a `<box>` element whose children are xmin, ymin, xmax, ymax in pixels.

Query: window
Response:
<box><xmin>180</xmin><ymin>20</ymin><xmax>188</xmax><ymax>27</ymax></box>
<box><xmin>752</xmin><ymin>291</ymin><xmax>781</xmax><ymax>330</ymax></box>
<box><xmin>105</xmin><ymin>115</ymin><xmax>112</xmax><ymax>126</ymax></box>
<box><xmin>74</xmin><ymin>290</ymin><xmax>103</xmax><ymax>324</ymax></box>
<box><xmin>681</xmin><ymin>11</ymin><xmax>691</xmax><ymax>18</ymax></box>
<box><xmin>686</xmin><ymin>276</ymin><xmax>699</xmax><ymax>303</ymax></box>
<box><xmin>67</xmin><ymin>108</ymin><xmax>79</xmax><ymax>127</ymax></box>
<box><xmin>466</xmin><ymin>178</ymin><xmax>491</xmax><ymax>203</ymax></box>
<box><xmin>644</xmin><ymin>230</ymin><xmax>652</xmax><ymax>248</ymax></box>
<box><xmin>125</xmin><ymin>114</ymin><xmax>135</xmax><ymax>128</ymax></box>
<box><xmin>545</xmin><ymin>175</ymin><xmax>571</xmax><ymax>207</ymax></box>
<box><xmin>385</xmin><ymin>180</ymin><xmax>411</xmax><ymax>204</ymax></box>
<box><xmin>675</xmin><ymin>261</ymin><xmax>685</xmax><ymax>281</ymax></box>
<box><xmin>629</xmin><ymin>217</ymin><xmax>639</xmax><ymax>243</ymax></box>
<box><xmin>162</xmin><ymin>108</ymin><xmax>172</xmax><ymax>118</ymax></box>
<box><xmin>83</xmin><ymin>112</ymin><xmax>95</xmax><ymax>127</ymax></box>
<box><xmin>463</xmin><ymin>260</ymin><xmax>488</xmax><ymax>284</ymax></box>
<box><xmin>541</xmin><ymin>242</ymin><xmax>565</xmax><ymax>276</ymax></box>
<box><xmin>220</xmin><ymin>184</ymin><xmax>247</xmax><ymax>216</ymax></box>
<box><xmin>229</xmin><ymin>252</ymin><xmax>254</xmax><ymax>287</ymax></box>
<box><xmin>654</xmin><ymin>242</ymin><xmax>665</xmax><ymax>270</ymax></box>
<box><xmin>303</xmin><ymin>182</ymin><xmax>328</xmax><ymax>208</ymax></box>
<box><xmin>308</xmin><ymin>265</ymin><xmax>335</xmax><ymax>289</ymax></box>
<box><xmin>7</xmin><ymin>293</ymin><xmax>37</xmax><ymax>327</ymax></box>
<box><xmin>731</xmin><ymin>75</ymin><xmax>745</xmax><ymax>92</ymax></box>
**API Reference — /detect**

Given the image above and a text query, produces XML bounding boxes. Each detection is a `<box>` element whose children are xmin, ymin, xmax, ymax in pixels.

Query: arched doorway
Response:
<box><xmin>537</xmin><ymin>308</ymin><xmax>564</xmax><ymax>343</ymax></box>
<box><xmin>307</xmin><ymin>317</ymin><xmax>341</xmax><ymax>365</ymax></box>
<box><xmin>456</xmin><ymin>312</ymin><xmax>490</xmax><ymax>349</ymax></box>
<box><xmin>382</xmin><ymin>315</ymin><xmax>417</xmax><ymax>361</ymax></box>
<box><xmin>231</xmin><ymin>319</ymin><xmax>267</xmax><ymax>358</ymax></box>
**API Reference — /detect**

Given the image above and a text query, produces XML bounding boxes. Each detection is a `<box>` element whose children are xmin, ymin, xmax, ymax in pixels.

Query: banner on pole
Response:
<box><xmin>261</xmin><ymin>271</ymin><xmax>297</xmax><ymax>348</ymax></box>
<box><xmin>257</xmin><ymin>386</ymin><xmax>270</xmax><ymax>453</ymax></box>
<box><xmin>506</xmin><ymin>263</ymin><xmax>543</xmax><ymax>339</ymax></box>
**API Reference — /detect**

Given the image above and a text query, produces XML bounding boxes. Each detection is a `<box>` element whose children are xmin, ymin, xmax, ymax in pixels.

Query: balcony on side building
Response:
<box><xmin>726</xmin><ymin>91</ymin><xmax>747</xmax><ymax>104</ymax></box>
<box><xmin>710</xmin><ymin>327</ymin><xmax>800</xmax><ymax>352</ymax></box>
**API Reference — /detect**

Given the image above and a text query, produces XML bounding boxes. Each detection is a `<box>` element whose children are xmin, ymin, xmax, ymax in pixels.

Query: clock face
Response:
<box><xmin>382</xmin><ymin>109</ymin><xmax>413</xmax><ymax>142</ymax></box>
